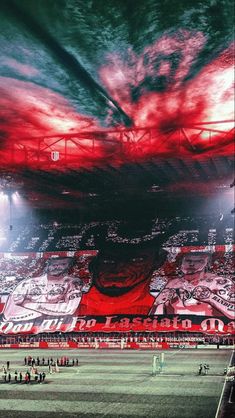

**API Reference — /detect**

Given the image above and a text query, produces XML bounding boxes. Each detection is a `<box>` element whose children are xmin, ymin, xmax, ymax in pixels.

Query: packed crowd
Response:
<box><xmin>0</xmin><ymin>216</ymin><xmax>233</xmax><ymax>252</ymax></box>
<box><xmin>0</xmin><ymin>258</ymin><xmax>44</xmax><ymax>294</ymax></box>
<box><xmin>0</xmin><ymin>249</ymin><xmax>233</xmax><ymax>296</ymax></box>
<box><xmin>0</xmin><ymin>254</ymin><xmax>92</xmax><ymax>295</ymax></box>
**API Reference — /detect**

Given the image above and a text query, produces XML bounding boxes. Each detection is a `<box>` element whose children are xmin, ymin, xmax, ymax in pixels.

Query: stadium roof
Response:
<box><xmin>0</xmin><ymin>0</ymin><xmax>234</xmax><ymax>214</ymax></box>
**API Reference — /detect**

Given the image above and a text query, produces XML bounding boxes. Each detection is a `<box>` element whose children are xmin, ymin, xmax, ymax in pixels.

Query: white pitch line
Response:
<box><xmin>228</xmin><ymin>386</ymin><xmax>234</xmax><ymax>404</ymax></box>
<box><xmin>214</xmin><ymin>349</ymin><xmax>234</xmax><ymax>418</ymax></box>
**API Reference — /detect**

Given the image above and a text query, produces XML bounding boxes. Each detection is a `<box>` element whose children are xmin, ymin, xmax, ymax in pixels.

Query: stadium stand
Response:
<box><xmin>0</xmin><ymin>216</ymin><xmax>234</xmax><ymax>251</ymax></box>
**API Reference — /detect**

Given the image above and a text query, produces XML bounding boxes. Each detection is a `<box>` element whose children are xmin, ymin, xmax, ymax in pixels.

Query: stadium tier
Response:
<box><xmin>0</xmin><ymin>216</ymin><xmax>234</xmax><ymax>252</ymax></box>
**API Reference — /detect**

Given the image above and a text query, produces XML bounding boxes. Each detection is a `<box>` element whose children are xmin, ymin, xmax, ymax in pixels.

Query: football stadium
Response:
<box><xmin>0</xmin><ymin>1</ymin><xmax>234</xmax><ymax>417</ymax></box>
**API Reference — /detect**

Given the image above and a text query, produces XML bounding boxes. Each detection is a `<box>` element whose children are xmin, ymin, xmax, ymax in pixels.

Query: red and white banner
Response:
<box><xmin>0</xmin><ymin>315</ymin><xmax>233</xmax><ymax>335</ymax></box>
<box><xmin>0</xmin><ymin>341</ymin><xmax>185</xmax><ymax>350</ymax></box>
<box><xmin>0</xmin><ymin>248</ymin><xmax>234</xmax><ymax>335</ymax></box>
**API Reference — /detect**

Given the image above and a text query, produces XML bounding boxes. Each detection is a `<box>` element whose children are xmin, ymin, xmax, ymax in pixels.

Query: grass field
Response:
<box><xmin>0</xmin><ymin>348</ymin><xmax>233</xmax><ymax>418</ymax></box>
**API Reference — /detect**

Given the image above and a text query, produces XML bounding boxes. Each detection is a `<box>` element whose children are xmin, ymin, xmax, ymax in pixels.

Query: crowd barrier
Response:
<box><xmin>0</xmin><ymin>341</ymin><xmax>200</xmax><ymax>349</ymax></box>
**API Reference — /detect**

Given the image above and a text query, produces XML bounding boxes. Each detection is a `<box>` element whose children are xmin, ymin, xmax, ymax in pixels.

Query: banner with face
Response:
<box><xmin>0</xmin><ymin>247</ymin><xmax>234</xmax><ymax>334</ymax></box>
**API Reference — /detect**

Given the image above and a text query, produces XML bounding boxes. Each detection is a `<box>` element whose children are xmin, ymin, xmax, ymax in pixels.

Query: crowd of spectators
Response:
<box><xmin>0</xmin><ymin>215</ymin><xmax>234</xmax><ymax>252</ymax></box>
<box><xmin>0</xmin><ymin>250</ymin><xmax>233</xmax><ymax>298</ymax></box>
<box><xmin>0</xmin><ymin>215</ymin><xmax>233</xmax><ymax>348</ymax></box>
<box><xmin>0</xmin><ymin>253</ymin><xmax>94</xmax><ymax>297</ymax></box>
<box><xmin>0</xmin><ymin>258</ymin><xmax>43</xmax><ymax>295</ymax></box>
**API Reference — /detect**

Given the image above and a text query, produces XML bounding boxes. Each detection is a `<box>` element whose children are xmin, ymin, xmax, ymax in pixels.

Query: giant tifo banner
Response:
<box><xmin>0</xmin><ymin>245</ymin><xmax>234</xmax><ymax>335</ymax></box>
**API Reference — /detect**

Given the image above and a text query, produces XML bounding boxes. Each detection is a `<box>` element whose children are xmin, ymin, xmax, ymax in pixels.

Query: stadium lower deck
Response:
<box><xmin>0</xmin><ymin>348</ymin><xmax>234</xmax><ymax>418</ymax></box>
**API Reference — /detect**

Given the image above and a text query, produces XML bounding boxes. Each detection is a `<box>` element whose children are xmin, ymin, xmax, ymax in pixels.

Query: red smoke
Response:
<box><xmin>0</xmin><ymin>30</ymin><xmax>234</xmax><ymax>169</ymax></box>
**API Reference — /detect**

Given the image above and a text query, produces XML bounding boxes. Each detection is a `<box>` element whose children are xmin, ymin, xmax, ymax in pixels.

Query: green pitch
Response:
<box><xmin>0</xmin><ymin>348</ymin><xmax>232</xmax><ymax>418</ymax></box>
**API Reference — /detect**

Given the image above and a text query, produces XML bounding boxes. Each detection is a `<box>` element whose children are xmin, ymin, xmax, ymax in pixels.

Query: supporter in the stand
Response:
<box><xmin>3</xmin><ymin>257</ymin><xmax>90</xmax><ymax>322</ymax></box>
<box><xmin>78</xmin><ymin>222</ymin><xmax>166</xmax><ymax>315</ymax></box>
<box><xmin>149</xmin><ymin>252</ymin><xmax>235</xmax><ymax>318</ymax></box>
